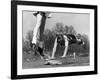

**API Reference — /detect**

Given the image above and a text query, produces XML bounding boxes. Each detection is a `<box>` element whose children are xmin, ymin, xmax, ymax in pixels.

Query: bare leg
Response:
<box><xmin>37</xmin><ymin>41</ymin><xmax>45</xmax><ymax>60</ymax></box>
<box><xmin>51</xmin><ymin>38</ymin><xmax>57</xmax><ymax>59</ymax></box>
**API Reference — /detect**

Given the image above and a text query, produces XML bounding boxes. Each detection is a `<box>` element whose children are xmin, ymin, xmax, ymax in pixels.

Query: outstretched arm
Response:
<box><xmin>51</xmin><ymin>38</ymin><xmax>57</xmax><ymax>59</ymax></box>
<box><xmin>62</xmin><ymin>35</ymin><xmax>69</xmax><ymax>58</ymax></box>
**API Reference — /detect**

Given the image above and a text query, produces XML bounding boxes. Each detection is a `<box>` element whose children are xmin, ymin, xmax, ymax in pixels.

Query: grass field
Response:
<box><xmin>22</xmin><ymin>51</ymin><xmax>89</xmax><ymax>69</ymax></box>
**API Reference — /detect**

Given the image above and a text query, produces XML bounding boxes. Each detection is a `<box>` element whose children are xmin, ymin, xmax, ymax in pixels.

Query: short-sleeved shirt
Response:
<box><xmin>56</xmin><ymin>34</ymin><xmax>77</xmax><ymax>46</ymax></box>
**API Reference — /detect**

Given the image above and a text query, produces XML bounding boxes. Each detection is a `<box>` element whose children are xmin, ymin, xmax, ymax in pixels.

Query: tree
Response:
<box><xmin>53</xmin><ymin>22</ymin><xmax>64</xmax><ymax>33</ymax></box>
<box><xmin>81</xmin><ymin>34</ymin><xmax>90</xmax><ymax>53</ymax></box>
<box><xmin>43</xmin><ymin>29</ymin><xmax>55</xmax><ymax>51</ymax></box>
<box><xmin>68</xmin><ymin>25</ymin><xmax>76</xmax><ymax>35</ymax></box>
<box><xmin>64</xmin><ymin>25</ymin><xmax>69</xmax><ymax>33</ymax></box>
<box><xmin>26</xmin><ymin>30</ymin><xmax>33</xmax><ymax>43</ymax></box>
<box><xmin>23</xmin><ymin>30</ymin><xmax>33</xmax><ymax>53</ymax></box>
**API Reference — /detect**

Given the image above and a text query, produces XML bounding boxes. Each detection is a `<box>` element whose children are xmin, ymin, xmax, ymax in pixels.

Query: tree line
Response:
<box><xmin>23</xmin><ymin>22</ymin><xmax>90</xmax><ymax>57</ymax></box>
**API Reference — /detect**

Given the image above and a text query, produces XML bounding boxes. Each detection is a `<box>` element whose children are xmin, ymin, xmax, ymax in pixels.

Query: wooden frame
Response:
<box><xmin>11</xmin><ymin>0</ymin><xmax>97</xmax><ymax>79</ymax></box>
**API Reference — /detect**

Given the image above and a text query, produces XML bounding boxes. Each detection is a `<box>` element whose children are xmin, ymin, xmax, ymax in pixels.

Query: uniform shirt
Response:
<box><xmin>56</xmin><ymin>34</ymin><xmax>79</xmax><ymax>46</ymax></box>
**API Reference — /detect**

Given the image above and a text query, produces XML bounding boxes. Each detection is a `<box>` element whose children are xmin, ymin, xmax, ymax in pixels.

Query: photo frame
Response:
<box><xmin>11</xmin><ymin>0</ymin><xmax>97</xmax><ymax>79</ymax></box>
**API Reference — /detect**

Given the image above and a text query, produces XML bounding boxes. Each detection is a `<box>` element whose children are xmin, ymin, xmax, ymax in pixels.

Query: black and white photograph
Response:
<box><xmin>11</xmin><ymin>1</ymin><xmax>97</xmax><ymax>79</ymax></box>
<box><xmin>22</xmin><ymin>11</ymin><xmax>90</xmax><ymax>69</ymax></box>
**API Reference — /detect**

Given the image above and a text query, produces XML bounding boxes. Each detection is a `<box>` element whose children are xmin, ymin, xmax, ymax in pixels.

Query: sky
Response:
<box><xmin>23</xmin><ymin>11</ymin><xmax>90</xmax><ymax>40</ymax></box>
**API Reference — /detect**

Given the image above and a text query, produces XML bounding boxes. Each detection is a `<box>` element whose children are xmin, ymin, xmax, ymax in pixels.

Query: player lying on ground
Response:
<box><xmin>51</xmin><ymin>33</ymin><xmax>85</xmax><ymax>59</ymax></box>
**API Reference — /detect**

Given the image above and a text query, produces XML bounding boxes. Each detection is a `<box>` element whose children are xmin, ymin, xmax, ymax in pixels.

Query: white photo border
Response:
<box><xmin>18</xmin><ymin>5</ymin><xmax>94</xmax><ymax>75</ymax></box>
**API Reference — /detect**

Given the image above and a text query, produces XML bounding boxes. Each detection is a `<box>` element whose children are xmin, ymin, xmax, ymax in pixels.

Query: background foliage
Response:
<box><xmin>23</xmin><ymin>22</ymin><xmax>90</xmax><ymax>58</ymax></box>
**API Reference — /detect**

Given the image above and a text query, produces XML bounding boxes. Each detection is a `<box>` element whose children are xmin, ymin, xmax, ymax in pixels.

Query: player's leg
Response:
<box><xmin>36</xmin><ymin>41</ymin><xmax>45</xmax><ymax>59</ymax></box>
<box><xmin>36</xmin><ymin>41</ymin><xmax>49</xmax><ymax>60</ymax></box>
